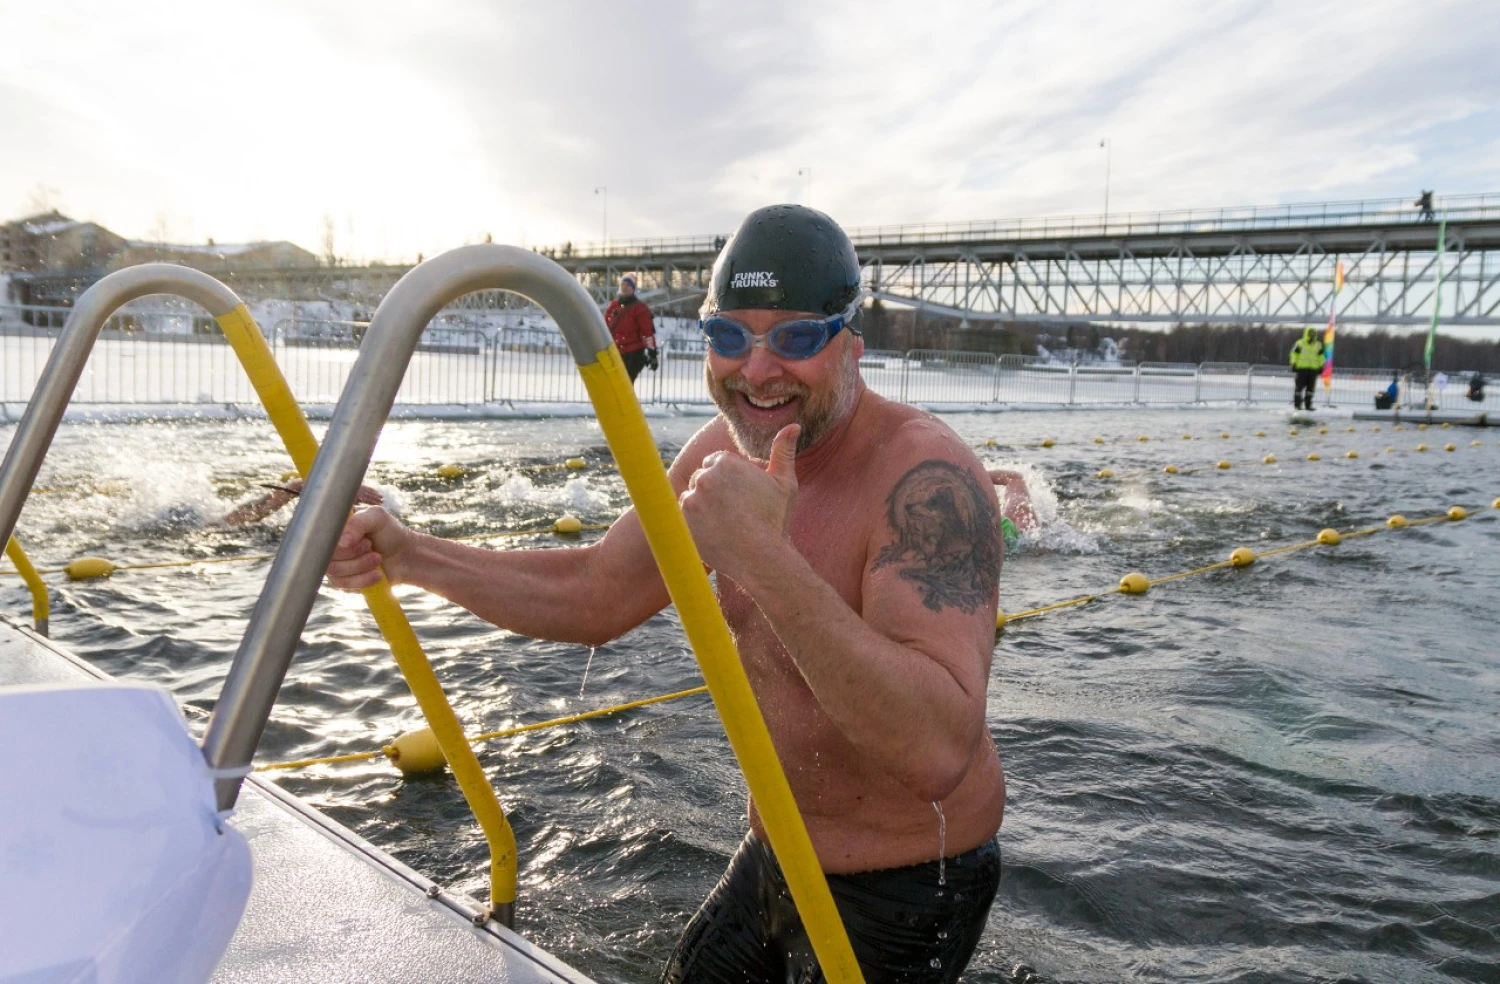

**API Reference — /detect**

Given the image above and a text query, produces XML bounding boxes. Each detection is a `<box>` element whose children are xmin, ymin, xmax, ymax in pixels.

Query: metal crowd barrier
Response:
<box><xmin>4</xmin><ymin>303</ymin><xmax>1495</xmax><ymax>411</ymax></box>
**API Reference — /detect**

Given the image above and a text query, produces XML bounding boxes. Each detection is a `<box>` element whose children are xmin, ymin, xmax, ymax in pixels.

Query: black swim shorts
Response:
<box><xmin>662</xmin><ymin>833</ymin><xmax>1001</xmax><ymax>984</ymax></box>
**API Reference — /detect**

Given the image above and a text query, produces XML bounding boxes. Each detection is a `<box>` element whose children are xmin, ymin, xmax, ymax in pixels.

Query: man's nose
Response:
<box><xmin>738</xmin><ymin>345</ymin><xmax>784</xmax><ymax>387</ymax></box>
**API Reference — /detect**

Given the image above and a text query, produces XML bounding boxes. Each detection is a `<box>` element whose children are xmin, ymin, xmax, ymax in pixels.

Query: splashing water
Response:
<box><xmin>491</xmin><ymin>472</ymin><xmax>610</xmax><ymax>513</ymax></box>
<box><xmin>984</xmin><ymin>458</ymin><xmax>1099</xmax><ymax>555</ymax></box>
<box><xmin>932</xmin><ymin>800</ymin><xmax>947</xmax><ymax>887</ymax></box>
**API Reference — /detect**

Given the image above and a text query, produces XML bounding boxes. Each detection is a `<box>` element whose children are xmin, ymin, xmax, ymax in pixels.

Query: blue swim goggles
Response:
<box><xmin>699</xmin><ymin>303</ymin><xmax>861</xmax><ymax>360</ymax></box>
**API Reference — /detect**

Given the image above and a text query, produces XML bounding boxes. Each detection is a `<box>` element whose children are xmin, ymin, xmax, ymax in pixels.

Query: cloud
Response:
<box><xmin>0</xmin><ymin>0</ymin><xmax>1495</xmax><ymax>257</ymax></box>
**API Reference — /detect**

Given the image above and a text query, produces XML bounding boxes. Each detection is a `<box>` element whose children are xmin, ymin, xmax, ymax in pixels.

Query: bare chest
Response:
<box><xmin>715</xmin><ymin>481</ymin><xmax>873</xmax><ymax>689</ymax></box>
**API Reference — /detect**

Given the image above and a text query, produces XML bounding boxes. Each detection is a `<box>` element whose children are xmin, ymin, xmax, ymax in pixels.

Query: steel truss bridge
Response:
<box><xmin>11</xmin><ymin>195</ymin><xmax>1500</xmax><ymax>328</ymax></box>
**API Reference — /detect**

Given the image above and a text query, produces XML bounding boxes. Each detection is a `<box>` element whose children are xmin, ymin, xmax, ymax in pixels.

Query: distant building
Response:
<box><xmin>1</xmin><ymin>211</ymin><xmax>127</xmax><ymax>273</ymax></box>
<box><xmin>1</xmin><ymin>210</ymin><xmax>318</xmax><ymax>275</ymax></box>
<box><xmin>108</xmin><ymin>239</ymin><xmax>319</xmax><ymax>272</ymax></box>
<box><xmin>2</xmin><ymin>209</ymin><xmax>321</xmax><ymax>306</ymax></box>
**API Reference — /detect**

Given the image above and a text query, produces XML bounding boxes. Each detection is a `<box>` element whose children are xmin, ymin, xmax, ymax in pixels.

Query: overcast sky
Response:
<box><xmin>2</xmin><ymin>0</ymin><xmax>1496</xmax><ymax>261</ymax></box>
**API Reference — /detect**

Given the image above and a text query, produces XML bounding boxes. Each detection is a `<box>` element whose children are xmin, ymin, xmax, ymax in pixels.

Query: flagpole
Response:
<box><xmin>1423</xmin><ymin>213</ymin><xmax>1447</xmax><ymax>410</ymax></box>
<box><xmin>1320</xmin><ymin>260</ymin><xmax>1343</xmax><ymax>407</ymax></box>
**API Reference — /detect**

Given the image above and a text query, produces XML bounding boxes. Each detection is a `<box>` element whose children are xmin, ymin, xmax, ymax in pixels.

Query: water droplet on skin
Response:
<box><xmin>579</xmin><ymin>646</ymin><xmax>597</xmax><ymax>697</ymax></box>
<box><xmin>932</xmin><ymin>801</ymin><xmax>947</xmax><ymax>886</ymax></box>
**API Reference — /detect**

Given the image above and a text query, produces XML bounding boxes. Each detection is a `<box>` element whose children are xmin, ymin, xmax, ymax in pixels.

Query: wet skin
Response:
<box><xmin>326</xmin><ymin>310</ymin><xmax>1005</xmax><ymax>873</ymax></box>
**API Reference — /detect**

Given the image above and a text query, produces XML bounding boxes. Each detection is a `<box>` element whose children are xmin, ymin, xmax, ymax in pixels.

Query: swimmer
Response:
<box><xmin>988</xmin><ymin>469</ymin><xmax>1039</xmax><ymax>552</ymax></box>
<box><xmin>326</xmin><ymin>205</ymin><xmax>1004</xmax><ymax>984</ymax></box>
<box><xmin>220</xmin><ymin>479</ymin><xmax>383</xmax><ymax>527</ymax></box>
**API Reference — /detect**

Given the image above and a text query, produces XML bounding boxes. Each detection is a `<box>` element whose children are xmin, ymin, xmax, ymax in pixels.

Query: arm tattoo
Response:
<box><xmin>873</xmin><ymin>460</ymin><xmax>1000</xmax><ymax>614</ymax></box>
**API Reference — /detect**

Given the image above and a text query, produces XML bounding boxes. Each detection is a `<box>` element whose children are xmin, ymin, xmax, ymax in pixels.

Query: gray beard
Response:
<box><xmin>706</xmin><ymin>350</ymin><xmax>862</xmax><ymax>460</ymax></box>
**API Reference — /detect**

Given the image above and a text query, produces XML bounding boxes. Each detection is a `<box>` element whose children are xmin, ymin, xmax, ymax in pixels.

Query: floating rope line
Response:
<box><xmin>999</xmin><ymin>499</ymin><xmax>1495</xmax><ymax>628</ymax></box>
<box><xmin>0</xmin><ymin>523</ymin><xmax>616</xmax><ymax>579</ymax></box>
<box><xmin>256</xmin><ymin>684</ymin><xmax>711</xmax><ymax>773</ymax></box>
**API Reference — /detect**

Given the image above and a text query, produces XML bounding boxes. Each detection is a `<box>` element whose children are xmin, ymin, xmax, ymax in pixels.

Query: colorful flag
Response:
<box><xmin>1320</xmin><ymin>260</ymin><xmax>1344</xmax><ymax>390</ymax></box>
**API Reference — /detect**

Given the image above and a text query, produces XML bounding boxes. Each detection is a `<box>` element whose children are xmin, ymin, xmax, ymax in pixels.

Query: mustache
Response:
<box><xmin>721</xmin><ymin>377</ymin><xmax>809</xmax><ymax>401</ymax></box>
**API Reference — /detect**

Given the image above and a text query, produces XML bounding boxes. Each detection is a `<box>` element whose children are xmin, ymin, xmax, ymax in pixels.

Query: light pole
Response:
<box><xmin>1099</xmin><ymin>138</ymin><xmax>1111</xmax><ymax>228</ymax></box>
<box><xmin>593</xmin><ymin>186</ymin><xmax>608</xmax><ymax>245</ymax></box>
<box><xmin>797</xmin><ymin>167</ymin><xmax>812</xmax><ymax>207</ymax></box>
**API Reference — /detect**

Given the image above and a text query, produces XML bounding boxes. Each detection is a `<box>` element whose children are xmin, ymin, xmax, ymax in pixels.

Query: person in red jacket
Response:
<box><xmin>604</xmin><ymin>274</ymin><xmax>657</xmax><ymax>382</ymax></box>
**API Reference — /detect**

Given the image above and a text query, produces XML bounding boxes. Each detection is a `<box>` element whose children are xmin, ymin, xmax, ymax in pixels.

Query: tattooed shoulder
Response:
<box><xmin>872</xmin><ymin>459</ymin><xmax>1000</xmax><ymax>614</ymax></box>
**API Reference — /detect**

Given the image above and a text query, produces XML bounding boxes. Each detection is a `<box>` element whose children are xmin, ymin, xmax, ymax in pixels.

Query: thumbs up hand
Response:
<box><xmin>680</xmin><ymin>424</ymin><xmax>800</xmax><ymax>582</ymax></box>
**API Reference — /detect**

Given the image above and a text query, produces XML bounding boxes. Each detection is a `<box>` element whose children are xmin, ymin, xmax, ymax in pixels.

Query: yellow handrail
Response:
<box><xmin>579</xmin><ymin>346</ymin><xmax>865</xmax><ymax>983</ymax></box>
<box><xmin>3</xmin><ymin>536</ymin><xmax>48</xmax><ymax>635</ymax></box>
<box><xmin>211</xmin><ymin>303</ymin><xmax>518</xmax><ymax>924</ymax></box>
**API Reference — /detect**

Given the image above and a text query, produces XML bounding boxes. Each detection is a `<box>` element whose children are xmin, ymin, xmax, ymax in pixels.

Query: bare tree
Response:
<box><xmin>322</xmin><ymin>214</ymin><xmax>338</xmax><ymax>267</ymax></box>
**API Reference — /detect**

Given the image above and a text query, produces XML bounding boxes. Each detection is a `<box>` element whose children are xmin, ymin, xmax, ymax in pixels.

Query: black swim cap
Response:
<box><xmin>702</xmin><ymin>204</ymin><xmax>861</xmax><ymax>317</ymax></box>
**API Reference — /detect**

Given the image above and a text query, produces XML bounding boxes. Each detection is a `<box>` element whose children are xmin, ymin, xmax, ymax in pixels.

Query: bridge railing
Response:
<box><xmin>548</xmin><ymin>193</ymin><xmax>1500</xmax><ymax>258</ymax></box>
<box><xmin>5</xmin><ymin>305</ymin><xmax>1495</xmax><ymax>412</ymax></box>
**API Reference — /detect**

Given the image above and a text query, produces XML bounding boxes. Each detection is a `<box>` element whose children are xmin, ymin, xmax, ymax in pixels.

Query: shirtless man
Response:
<box><xmin>325</xmin><ymin>205</ymin><xmax>1005</xmax><ymax>983</ymax></box>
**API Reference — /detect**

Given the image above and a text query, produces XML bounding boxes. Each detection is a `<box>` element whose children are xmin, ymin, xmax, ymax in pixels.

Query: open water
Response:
<box><xmin>2</xmin><ymin>408</ymin><xmax>1497</xmax><ymax>983</ymax></box>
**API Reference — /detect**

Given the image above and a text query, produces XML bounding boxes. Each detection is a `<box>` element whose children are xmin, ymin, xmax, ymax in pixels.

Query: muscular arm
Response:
<box><xmin>381</xmin><ymin>513</ymin><xmax>668</xmax><ymax>645</ymax></box>
<box><xmin>328</xmin><ymin>428</ymin><xmax>717</xmax><ymax>645</ymax></box>
<box><xmin>687</xmin><ymin>422</ymin><xmax>998</xmax><ymax>802</ymax></box>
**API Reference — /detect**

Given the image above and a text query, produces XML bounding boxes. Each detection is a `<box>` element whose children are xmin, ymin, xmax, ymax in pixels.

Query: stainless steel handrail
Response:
<box><xmin>200</xmin><ymin>246</ymin><xmax>610</xmax><ymax>804</ymax></box>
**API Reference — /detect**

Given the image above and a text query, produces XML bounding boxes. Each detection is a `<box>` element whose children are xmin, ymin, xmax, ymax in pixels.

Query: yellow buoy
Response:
<box><xmin>1221</xmin><ymin>432</ymin><xmax>1231</xmax><ymax>439</ymax></box>
<box><xmin>1229</xmin><ymin>547</ymin><xmax>1256</xmax><ymax>568</ymax></box>
<box><xmin>1307</xmin><ymin>452</ymin><xmax>1321</xmax><ymax>461</ymax></box>
<box><xmin>1444</xmin><ymin>443</ymin><xmax>1456</xmax><ymax>452</ymax></box>
<box><xmin>1387</xmin><ymin>515</ymin><xmax>1408</xmax><ymax>528</ymax></box>
<box><xmin>65</xmin><ymin>556</ymin><xmax>116</xmax><ymax>581</ymax></box>
<box><xmin>1441</xmin><ymin>422</ymin><xmax>1451</xmax><ymax>429</ymax></box>
<box><xmin>1263</xmin><ymin>454</ymin><xmax>1277</xmax><ymax>464</ymax></box>
<box><xmin>1448</xmin><ymin>506</ymin><xmax>1468</xmax><ymax>522</ymax></box>
<box><xmin>995</xmin><ymin>610</ymin><xmax>1007</xmax><ymax>630</ymax></box>
<box><xmin>1394</xmin><ymin>424</ymin><xmax>1404</xmax><ymax>430</ymax></box>
<box><xmin>1493</xmin><ymin>497</ymin><xmax>1500</xmax><ymax>510</ymax></box>
<box><xmin>1138</xmin><ymin>435</ymin><xmax>1150</xmax><ymax>442</ymax></box>
<box><xmin>553</xmin><ymin>514</ymin><xmax>584</xmax><ymax>535</ymax></box>
<box><xmin>1255</xmin><ymin>430</ymin><xmax>1267</xmax><ymax>437</ymax></box>
<box><xmin>1345</xmin><ymin>450</ymin><xmax>1359</xmax><ymax>459</ymax></box>
<box><xmin>1472</xmin><ymin>440</ymin><xmax>1483</xmax><ymax>447</ymax></box>
<box><xmin>1418</xmin><ymin>423</ymin><xmax>1429</xmax><ymax>431</ymax></box>
<box><xmin>1345</xmin><ymin>426</ymin><xmax>1356</xmax><ymax>433</ymax></box>
<box><xmin>435</xmin><ymin>463</ymin><xmax>465</xmax><ymax>479</ymax></box>
<box><xmin>1164</xmin><ymin>465</ymin><xmax>1179</xmax><ymax>474</ymax></box>
<box><xmin>1093</xmin><ymin>436</ymin><xmax>1105</xmax><ymax>444</ymax></box>
<box><xmin>564</xmin><ymin>457</ymin><xmax>587</xmax><ymax>470</ymax></box>
<box><xmin>984</xmin><ymin>438</ymin><xmax>998</xmax><ymax>447</ymax></box>
<box><xmin>1118</xmin><ymin>572</ymin><xmax>1150</xmax><ymax>595</ymax></box>
<box><xmin>1217</xmin><ymin>460</ymin><xmax>1232</xmax><ymax>470</ymax></box>
<box><xmin>1289</xmin><ymin>428</ymin><xmax>1300</xmax><ymax>436</ymax></box>
<box><xmin>1095</xmin><ymin>468</ymin><xmax>1115</xmax><ymax>479</ymax></box>
<box><xmin>1318</xmin><ymin>427</ymin><xmax>1328</xmax><ymax>435</ymax></box>
<box><xmin>1385</xmin><ymin>446</ymin><xmax>1396</xmax><ymax>453</ymax></box>
<box><xmin>1182</xmin><ymin>434</ymin><xmax>1193</xmax><ymax>441</ymax></box>
<box><xmin>383</xmin><ymin>728</ymin><xmax>447</xmax><ymax>776</ymax></box>
<box><xmin>1317</xmin><ymin>528</ymin><xmax>1341</xmax><ymax>546</ymax></box>
<box><xmin>1371</xmin><ymin>426</ymin><xmax>1381</xmax><ymax>432</ymax></box>
<box><xmin>1416</xmin><ymin>444</ymin><xmax>1429</xmax><ymax>452</ymax></box>
<box><xmin>1041</xmin><ymin>438</ymin><xmax>1055</xmax><ymax>448</ymax></box>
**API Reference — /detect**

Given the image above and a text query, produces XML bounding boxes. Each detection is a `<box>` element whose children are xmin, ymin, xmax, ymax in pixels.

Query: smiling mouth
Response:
<box><xmin>743</xmin><ymin>392</ymin><xmax>797</xmax><ymax>410</ymax></box>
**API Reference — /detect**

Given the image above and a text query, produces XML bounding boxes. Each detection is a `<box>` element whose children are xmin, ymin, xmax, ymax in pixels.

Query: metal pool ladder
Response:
<box><xmin>197</xmin><ymin>244</ymin><xmax>866</xmax><ymax>983</ymax></box>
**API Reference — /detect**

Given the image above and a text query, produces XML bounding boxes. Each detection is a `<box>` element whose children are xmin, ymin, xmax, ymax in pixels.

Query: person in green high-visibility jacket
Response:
<box><xmin>1289</xmin><ymin>326</ymin><xmax>1327</xmax><ymax>411</ymax></box>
